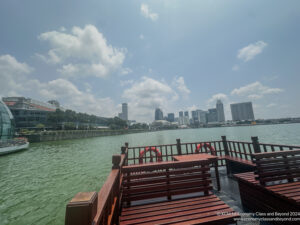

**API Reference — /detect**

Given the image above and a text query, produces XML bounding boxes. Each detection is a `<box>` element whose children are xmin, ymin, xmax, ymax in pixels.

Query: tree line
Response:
<box><xmin>46</xmin><ymin>109</ymin><xmax>128</xmax><ymax>130</ymax></box>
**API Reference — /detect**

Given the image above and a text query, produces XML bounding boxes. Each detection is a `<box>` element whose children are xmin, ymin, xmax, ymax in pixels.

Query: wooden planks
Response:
<box><xmin>120</xmin><ymin>195</ymin><xmax>239</xmax><ymax>225</ymax></box>
<box><xmin>252</xmin><ymin>149</ymin><xmax>300</xmax><ymax>186</ymax></box>
<box><xmin>122</xmin><ymin>160</ymin><xmax>213</xmax><ymax>204</ymax></box>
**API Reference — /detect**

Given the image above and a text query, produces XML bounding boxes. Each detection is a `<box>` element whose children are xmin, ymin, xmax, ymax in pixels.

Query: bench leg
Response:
<box><xmin>226</xmin><ymin>160</ymin><xmax>232</xmax><ymax>176</ymax></box>
<box><xmin>214</xmin><ymin>161</ymin><xmax>221</xmax><ymax>191</ymax></box>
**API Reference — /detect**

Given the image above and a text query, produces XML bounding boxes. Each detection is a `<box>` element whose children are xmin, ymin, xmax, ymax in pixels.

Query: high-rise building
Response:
<box><xmin>155</xmin><ymin>108</ymin><xmax>163</xmax><ymax>120</ymax></box>
<box><xmin>184</xmin><ymin>111</ymin><xmax>189</xmax><ymax>118</ymax></box>
<box><xmin>216</xmin><ymin>100</ymin><xmax>225</xmax><ymax>122</ymax></box>
<box><xmin>183</xmin><ymin>111</ymin><xmax>190</xmax><ymax>125</ymax></box>
<box><xmin>207</xmin><ymin>108</ymin><xmax>218</xmax><ymax>123</ymax></box>
<box><xmin>167</xmin><ymin>113</ymin><xmax>175</xmax><ymax>122</ymax></box>
<box><xmin>230</xmin><ymin>102</ymin><xmax>255</xmax><ymax>121</ymax></box>
<box><xmin>191</xmin><ymin>111</ymin><xmax>198</xmax><ymax>123</ymax></box>
<box><xmin>178</xmin><ymin>111</ymin><xmax>184</xmax><ymax>125</ymax></box>
<box><xmin>199</xmin><ymin>110</ymin><xmax>208</xmax><ymax>124</ymax></box>
<box><xmin>122</xmin><ymin>103</ymin><xmax>128</xmax><ymax>121</ymax></box>
<box><xmin>179</xmin><ymin>111</ymin><xmax>183</xmax><ymax>117</ymax></box>
<box><xmin>118</xmin><ymin>103</ymin><xmax>128</xmax><ymax>121</ymax></box>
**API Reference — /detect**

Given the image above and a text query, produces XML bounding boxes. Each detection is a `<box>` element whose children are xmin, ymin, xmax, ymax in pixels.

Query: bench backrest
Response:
<box><xmin>252</xmin><ymin>149</ymin><xmax>300</xmax><ymax>186</ymax></box>
<box><xmin>121</xmin><ymin>160</ymin><xmax>212</xmax><ymax>205</ymax></box>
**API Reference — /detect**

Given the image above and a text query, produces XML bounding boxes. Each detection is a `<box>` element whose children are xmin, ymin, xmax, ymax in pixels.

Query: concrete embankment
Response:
<box><xmin>22</xmin><ymin>129</ymin><xmax>147</xmax><ymax>143</ymax></box>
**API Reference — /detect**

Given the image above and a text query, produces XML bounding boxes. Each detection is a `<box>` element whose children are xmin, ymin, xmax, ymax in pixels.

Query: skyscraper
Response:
<box><xmin>184</xmin><ymin>111</ymin><xmax>189</xmax><ymax>118</ymax></box>
<box><xmin>155</xmin><ymin>108</ymin><xmax>163</xmax><ymax>120</ymax></box>
<box><xmin>122</xmin><ymin>103</ymin><xmax>128</xmax><ymax>121</ymax></box>
<box><xmin>230</xmin><ymin>102</ymin><xmax>255</xmax><ymax>121</ymax></box>
<box><xmin>167</xmin><ymin>113</ymin><xmax>175</xmax><ymax>122</ymax></box>
<box><xmin>199</xmin><ymin>110</ymin><xmax>208</xmax><ymax>124</ymax></box>
<box><xmin>216</xmin><ymin>100</ymin><xmax>225</xmax><ymax>122</ymax></box>
<box><xmin>179</xmin><ymin>111</ymin><xmax>184</xmax><ymax>125</ymax></box>
<box><xmin>191</xmin><ymin>111</ymin><xmax>198</xmax><ymax>123</ymax></box>
<box><xmin>207</xmin><ymin>108</ymin><xmax>218</xmax><ymax>123</ymax></box>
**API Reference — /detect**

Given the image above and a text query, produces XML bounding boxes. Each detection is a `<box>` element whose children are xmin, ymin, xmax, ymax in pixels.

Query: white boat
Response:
<box><xmin>0</xmin><ymin>139</ymin><xmax>30</xmax><ymax>156</ymax></box>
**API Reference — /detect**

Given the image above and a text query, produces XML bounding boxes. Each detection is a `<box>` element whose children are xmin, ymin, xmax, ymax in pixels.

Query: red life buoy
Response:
<box><xmin>195</xmin><ymin>143</ymin><xmax>216</xmax><ymax>155</ymax></box>
<box><xmin>139</xmin><ymin>147</ymin><xmax>162</xmax><ymax>164</ymax></box>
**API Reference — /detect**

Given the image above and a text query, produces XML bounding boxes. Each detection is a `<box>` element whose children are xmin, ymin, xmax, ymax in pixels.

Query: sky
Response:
<box><xmin>0</xmin><ymin>0</ymin><xmax>299</xmax><ymax>122</ymax></box>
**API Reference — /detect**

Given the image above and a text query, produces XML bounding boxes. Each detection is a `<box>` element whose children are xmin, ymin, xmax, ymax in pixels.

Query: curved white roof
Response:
<box><xmin>0</xmin><ymin>100</ymin><xmax>14</xmax><ymax>119</ymax></box>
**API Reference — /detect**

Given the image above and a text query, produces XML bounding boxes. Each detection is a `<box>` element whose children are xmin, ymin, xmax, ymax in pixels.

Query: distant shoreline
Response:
<box><xmin>21</xmin><ymin>129</ymin><xmax>149</xmax><ymax>143</ymax></box>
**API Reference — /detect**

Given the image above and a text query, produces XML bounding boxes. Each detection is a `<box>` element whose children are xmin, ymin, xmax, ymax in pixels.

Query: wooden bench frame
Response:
<box><xmin>120</xmin><ymin>160</ymin><xmax>239</xmax><ymax>225</ymax></box>
<box><xmin>235</xmin><ymin>149</ymin><xmax>300</xmax><ymax>223</ymax></box>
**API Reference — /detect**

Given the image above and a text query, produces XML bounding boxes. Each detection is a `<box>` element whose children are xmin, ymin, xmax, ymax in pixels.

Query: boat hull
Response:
<box><xmin>0</xmin><ymin>142</ymin><xmax>29</xmax><ymax>156</ymax></box>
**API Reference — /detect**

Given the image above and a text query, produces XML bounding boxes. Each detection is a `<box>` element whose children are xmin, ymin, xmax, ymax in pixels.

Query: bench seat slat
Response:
<box><xmin>120</xmin><ymin>196</ymin><xmax>237</xmax><ymax>225</ymax></box>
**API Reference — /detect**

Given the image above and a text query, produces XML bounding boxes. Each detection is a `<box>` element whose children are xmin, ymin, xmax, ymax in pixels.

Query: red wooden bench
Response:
<box><xmin>235</xmin><ymin>150</ymin><xmax>300</xmax><ymax>223</ymax></box>
<box><xmin>120</xmin><ymin>160</ymin><xmax>239</xmax><ymax>225</ymax></box>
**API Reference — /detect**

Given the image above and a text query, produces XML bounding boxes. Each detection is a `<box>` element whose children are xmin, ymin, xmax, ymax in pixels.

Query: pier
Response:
<box><xmin>65</xmin><ymin>136</ymin><xmax>300</xmax><ymax>224</ymax></box>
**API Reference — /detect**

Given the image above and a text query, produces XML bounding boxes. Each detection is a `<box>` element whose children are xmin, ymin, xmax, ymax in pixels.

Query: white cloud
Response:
<box><xmin>231</xmin><ymin>81</ymin><xmax>283</xmax><ymax>98</ymax></box>
<box><xmin>120</xmin><ymin>80</ymin><xmax>134</xmax><ymax>87</ymax></box>
<box><xmin>33</xmin><ymin>79</ymin><xmax>116</xmax><ymax>116</ymax></box>
<box><xmin>0</xmin><ymin>54</ymin><xmax>116</xmax><ymax>117</ymax></box>
<box><xmin>172</xmin><ymin>76</ymin><xmax>190</xmax><ymax>97</ymax></box>
<box><xmin>207</xmin><ymin>93</ymin><xmax>228</xmax><ymax>105</ymax></box>
<box><xmin>0</xmin><ymin>54</ymin><xmax>33</xmax><ymax>97</ymax></box>
<box><xmin>267</xmin><ymin>103</ymin><xmax>277</xmax><ymax>108</ymax></box>
<box><xmin>120</xmin><ymin>67</ymin><xmax>132</xmax><ymax>75</ymax></box>
<box><xmin>139</xmin><ymin>34</ymin><xmax>145</xmax><ymax>40</ymax></box>
<box><xmin>141</xmin><ymin>4</ymin><xmax>158</xmax><ymax>21</ymax></box>
<box><xmin>37</xmin><ymin>25</ymin><xmax>127</xmax><ymax>78</ymax></box>
<box><xmin>248</xmin><ymin>94</ymin><xmax>262</xmax><ymax>100</ymax></box>
<box><xmin>122</xmin><ymin>77</ymin><xmax>177</xmax><ymax>122</ymax></box>
<box><xmin>237</xmin><ymin>41</ymin><xmax>267</xmax><ymax>62</ymax></box>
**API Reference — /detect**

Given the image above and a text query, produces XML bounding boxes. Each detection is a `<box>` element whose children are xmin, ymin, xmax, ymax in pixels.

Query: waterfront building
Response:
<box><xmin>3</xmin><ymin>97</ymin><xmax>59</xmax><ymax>129</ymax></box>
<box><xmin>155</xmin><ymin>108</ymin><xmax>163</xmax><ymax>120</ymax></box>
<box><xmin>118</xmin><ymin>103</ymin><xmax>128</xmax><ymax>121</ymax></box>
<box><xmin>122</xmin><ymin>103</ymin><xmax>128</xmax><ymax>121</ymax></box>
<box><xmin>179</xmin><ymin>111</ymin><xmax>183</xmax><ymax>117</ymax></box>
<box><xmin>230</xmin><ymin>102</ymin><xmax>255</xmax><ymax>121</ymax></box>
<box><xmin>167</xmin><ymin>113</ymin><xmax>175</xmax><ymax>122</ymax></box>
<box><xmin>184</xmin><ymin>111</ymin><xmax>189</xmax><ymax>118</ymax></box>
<box><xmin>178</xmin><ymin>111</ymin><xmax>184</xmax><ymax>125</ymax></box>
<box><xmin>184</xmin><ymin>111</ymin><xmax>190</xmax><ymax>125</ymax></box>
<box><xmin>191</xmin><ymin>111</ymin><xmax>198</xmax><ymax>124</ymax></box>
<box><xmin>216</xmin><ymin>100</ymin><xmax>225</xmax><ymax>122</ymax></box>
<box><xmin>0</xmin><ymin>100</ymin><xmax>14</xmax><ymax>140</ymax></box>
<box><xmin>198</xmin><ymin>110</ymin><xmax>208</xmax><ymax>124</ymax></box>
<box><xmin>206</xmin><ymin>108</ymin><xmax>218</xmax><ymax>123</ymax></box>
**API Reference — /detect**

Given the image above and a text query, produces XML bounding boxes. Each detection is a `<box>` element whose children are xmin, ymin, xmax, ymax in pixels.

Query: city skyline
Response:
<box><xmin>0</xmin><ymin>1</ymin><xmax>300</xmax><ymax>122</ymax></box>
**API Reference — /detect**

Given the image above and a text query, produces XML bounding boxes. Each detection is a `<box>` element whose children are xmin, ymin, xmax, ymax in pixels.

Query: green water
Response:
<box><xmin>1</xmin><ymin>123</ymin><xmax>300</xmax><ymax>225</ymax></box>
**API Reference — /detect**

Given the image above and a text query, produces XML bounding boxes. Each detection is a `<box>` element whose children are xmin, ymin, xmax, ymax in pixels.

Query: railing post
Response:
<box><xmin>121</xmin><ymin>146</ymin><xmax>126</xmax><ymax>154</ymax></box>
<box><xmin>65</xmin><ymin>192</ymin><xmax>98</xmax><ymax>225</ymax></box>
<box><xmin>221</xmin><ymin>136</ymin><xmax>229</xmax><ymax>156</ymax></box>
<box><xmin>112</xmin><ymin>155</ymin><xmax>121</xmax><ymax>169</ymax></box>
<box><xmin>251</xmin><ymin>136</ymin><xmax>261</xmax><ymax>153</ymax></box>
<box><xmin>176</xmin><ymin>139</ymin><xmax>182</xmax><ymax>155</ymax></box>
<box><xmin>222</xmin><ymin>136</ymin><xmax>231</xmax><ymax>175</ymax></box>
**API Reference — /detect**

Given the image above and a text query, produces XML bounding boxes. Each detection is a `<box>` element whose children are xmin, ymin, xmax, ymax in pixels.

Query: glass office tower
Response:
<box><xmin>0</xmin><ymin>100</ymin><xmax>14</xmax><ymax>140</ymax></box>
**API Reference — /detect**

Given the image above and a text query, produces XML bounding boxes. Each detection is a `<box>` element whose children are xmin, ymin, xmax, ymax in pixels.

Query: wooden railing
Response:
<box><xmin>65</xmin><ymin>154</ymin><xmax>126</xmax><ymax>225</ymax></box>
<box><xmin>124</xmin><ymin>136</ymin><xmax>300</xmax><ymax>165</ymax></box>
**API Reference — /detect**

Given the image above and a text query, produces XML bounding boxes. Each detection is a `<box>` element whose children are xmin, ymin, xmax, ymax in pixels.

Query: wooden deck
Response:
<box><xmin>64</xmin><ymin>136</ymin><xmax>300</xmax><ymax>225</ymax></box>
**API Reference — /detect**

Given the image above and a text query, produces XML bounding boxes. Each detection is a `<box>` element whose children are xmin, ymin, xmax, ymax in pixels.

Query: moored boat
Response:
<box><xmin>0</xmin><ymin>99</ymin><xmax>29</xmax><ymax>155</ymax></box>
<box><xmin>0</xmin><ymin>138</ymin><xmax>29</xmax><ymax>156</ymax></box>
